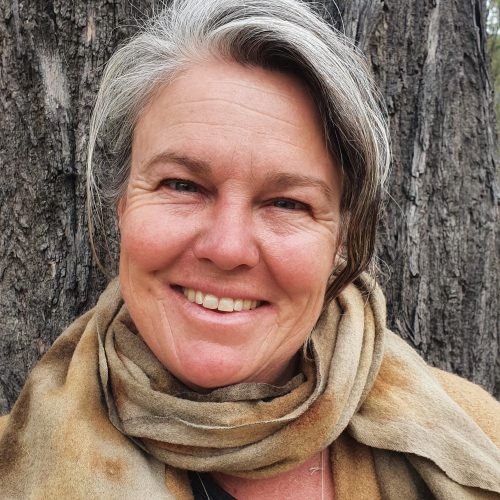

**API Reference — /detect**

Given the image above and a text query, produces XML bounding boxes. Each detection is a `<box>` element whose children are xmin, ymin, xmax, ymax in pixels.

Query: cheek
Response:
<box><xmin>262</xmin><ymin>231</ymin><xmax>336</xmax><ymax>300</ymax></box>
<box><xmin>119</xmin><ymin>206</ymin><xmax>197</xmax><ymax>272</ymax></box>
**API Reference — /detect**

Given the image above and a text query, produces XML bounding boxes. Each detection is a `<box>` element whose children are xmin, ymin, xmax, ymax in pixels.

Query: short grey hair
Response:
<box><xmin>87</xmin><ymin>0</ymin><xmax>390</xmax><ymax>301</ymax></box>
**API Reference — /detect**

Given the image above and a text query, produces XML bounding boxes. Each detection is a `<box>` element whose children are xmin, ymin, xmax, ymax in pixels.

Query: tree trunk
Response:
<box><xmin>0</xmin><ymin>0</ymin><xmax>497</xmax><ymax>414</ymax></box>
<box><xmin>335</xmin><ymin>0</ymin><xmax>499</xmax><ymax>396</ymax></box>
<box><xmin>0</xmin><ymin>0</ymin><xmax>151</xmax><ymax>414</ymax></box>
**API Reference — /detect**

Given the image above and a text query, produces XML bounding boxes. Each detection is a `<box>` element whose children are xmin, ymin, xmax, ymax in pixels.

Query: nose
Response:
<box><xmin>192</xmin><ymin>200</ymin><xmax>260</xmax><ymax>271</ymax></box>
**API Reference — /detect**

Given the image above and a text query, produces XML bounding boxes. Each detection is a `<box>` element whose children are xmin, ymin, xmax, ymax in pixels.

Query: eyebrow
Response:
<box><xmin>142</xmin><ymin>150</ymin><xmax>336</xmax><ymax>201</ymax></box>
<box><xmin>142</xmin><ymin>151</ymin><xmax>212</xmax><ymax>177</ymax></box>
<box><xmin>262</xmin><ymin>171</ymin><xmax>336</xmax><ymax>202</ymax></box>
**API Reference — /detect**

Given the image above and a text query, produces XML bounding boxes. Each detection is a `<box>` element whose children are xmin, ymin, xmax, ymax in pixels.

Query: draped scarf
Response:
<box><xmin>0</xmin><ymin>277</ymin><xmax>499</xmax><ymax>499</ymax></box>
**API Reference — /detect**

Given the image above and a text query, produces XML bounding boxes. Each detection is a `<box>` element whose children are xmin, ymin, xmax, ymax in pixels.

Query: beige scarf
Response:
<box><xmin>0</xmin><ymin>277</ymin><xmax>499</xmax><ymax>499</ymax></box>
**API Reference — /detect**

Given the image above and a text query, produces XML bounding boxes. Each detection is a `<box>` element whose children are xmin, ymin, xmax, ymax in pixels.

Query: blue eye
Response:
<box><xmin>272</xmin><ymin>199</ymin><xmax>308</xmax><ymax>210</ymax></box>
<box><xmin>165</xmin><ymin>180</ymin><xmax>199</xmax><ymax>192</ymax></box>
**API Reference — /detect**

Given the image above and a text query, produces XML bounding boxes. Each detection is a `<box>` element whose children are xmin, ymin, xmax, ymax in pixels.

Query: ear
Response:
<box><xmin>331</xmin><ymin>254</ymin><xmax>340</xmax><ymax>276</ymax></box>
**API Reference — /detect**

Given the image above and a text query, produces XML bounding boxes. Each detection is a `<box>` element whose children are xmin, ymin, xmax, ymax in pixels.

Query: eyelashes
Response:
<box><xmin>160</xmin><ymin>178</ymin><xmax>311</xmax><ymax>212</ymax></box>
<box><xmin>162</xmin><ymin>179</ymin><xmax>200</xmax><ymax>192</ymax></box>
<box><xmin>270</xmin><ymin>198</ymin><xmax>310</xmax><ymax>211</ymax></box>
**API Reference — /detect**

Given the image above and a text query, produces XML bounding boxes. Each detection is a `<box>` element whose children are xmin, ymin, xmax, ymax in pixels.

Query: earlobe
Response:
<box><xmin>333</xmin><ymin>243</ymin><xmax>344</xmax><ymax>268</ymax></box>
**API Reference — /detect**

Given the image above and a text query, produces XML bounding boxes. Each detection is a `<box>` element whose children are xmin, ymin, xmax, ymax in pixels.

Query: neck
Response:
<box><xmin>211</xmin><ymin>449</ymin><xmax>333</xmax><ymax>500</ymax></box>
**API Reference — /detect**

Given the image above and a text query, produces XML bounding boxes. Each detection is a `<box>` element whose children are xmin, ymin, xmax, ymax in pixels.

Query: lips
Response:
<box><xmin>181</xmin><ymin>287</ymin><xmax>260</xmax><ymax>312</ymax></box>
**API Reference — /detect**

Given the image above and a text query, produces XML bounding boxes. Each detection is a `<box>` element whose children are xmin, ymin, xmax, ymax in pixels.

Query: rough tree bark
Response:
<box><xmin>335</xmin><ymin>0</ymin><xmax>498</xmax><ymax>395</ymax></box>
<box><xmin>0</xmin><ymin>0</ymin><xmax>498</xmax><ymax>414</ymax></box>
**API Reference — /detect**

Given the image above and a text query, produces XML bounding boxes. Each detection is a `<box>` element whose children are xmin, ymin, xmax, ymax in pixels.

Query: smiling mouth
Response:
<box><xmin>172</xmin><ymin>286</ymin><xmax>264</xmax><ymax>313</ymax></box>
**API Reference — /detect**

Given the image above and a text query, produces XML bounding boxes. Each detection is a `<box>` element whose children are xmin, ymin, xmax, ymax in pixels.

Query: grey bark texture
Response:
<box><xmin>0</xmin><ymin>0</ymin><xmax>498</xmax><ymax>414</ymax></box>
<box><xmin>335</xmin><ymin>0</ymin><xmax>499</xmax><ymax>395</ymax></box>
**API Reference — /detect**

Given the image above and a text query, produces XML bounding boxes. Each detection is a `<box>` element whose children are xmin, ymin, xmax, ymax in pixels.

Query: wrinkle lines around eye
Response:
<box><xmin>121</xmin><ymin>189</ymin><xmax>204</xmax><ymax>219</ymax></box>
<box><xmin>123</xmin><ymin>170</ymin><xmax>164</xmax><ymax>194</ymax></box>
<box><xmin>262</xmin><ymin>211</ymin><xmax>339</xmax><ymax>239</ymax></box>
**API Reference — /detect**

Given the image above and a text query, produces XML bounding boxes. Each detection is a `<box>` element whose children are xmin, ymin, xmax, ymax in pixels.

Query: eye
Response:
<box><xmin>163</xmin><ymin>179</ymin><xmax>199</xmax><ymax>192</ymax></box>
<box><xmin>271</xmin><ymin>198</ymin><xmax>309</xmax><ymax>211</ymax></box>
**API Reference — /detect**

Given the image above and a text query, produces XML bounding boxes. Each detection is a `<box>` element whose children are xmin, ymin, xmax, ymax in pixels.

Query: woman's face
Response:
<box><xmin>119</xmin><ymin>60</ymin><xmax>341</xmax><ymax>389</ymax></box>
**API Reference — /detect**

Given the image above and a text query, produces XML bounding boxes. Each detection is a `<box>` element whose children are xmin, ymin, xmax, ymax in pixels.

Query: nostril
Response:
<box><xmin>191</xmin><ymin>223</ymin><xmax>260</xmax><ymax>271</ymax></box>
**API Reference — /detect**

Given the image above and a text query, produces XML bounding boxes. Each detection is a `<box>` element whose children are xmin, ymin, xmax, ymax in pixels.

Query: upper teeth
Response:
<box><xmin>182</xmin><ymin>288</ymin><xmax>259</xmax><ymax>312</ymax></box>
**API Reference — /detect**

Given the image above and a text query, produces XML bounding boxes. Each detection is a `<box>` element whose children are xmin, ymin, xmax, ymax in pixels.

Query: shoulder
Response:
<box><xmin>431</xmin><ymin>367</ymin><xmax>500</xmax><ymax>447</ymax></box>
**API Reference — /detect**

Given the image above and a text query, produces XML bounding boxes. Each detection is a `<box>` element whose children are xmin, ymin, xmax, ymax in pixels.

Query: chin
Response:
<box><xmin>176</xmin><ymin>363</ymin><xmax>251</xmax><ymax>391</ymax></box>
<box><xmin>169</xmin><ymin>343</ymin><xmax>258</xmax><ymax>390</ymax></box>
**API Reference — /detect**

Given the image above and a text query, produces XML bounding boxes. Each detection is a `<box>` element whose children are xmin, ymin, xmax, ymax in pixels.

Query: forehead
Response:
<box><xmin>132</xmin><ymin>59</ymin><xmax>337</xmax><ymax>185</ymax></box>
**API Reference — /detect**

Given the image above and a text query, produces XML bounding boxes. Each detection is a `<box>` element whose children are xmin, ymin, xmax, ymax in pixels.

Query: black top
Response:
<box><xmin>188</xmin><ymin>471</ymin><xmax>237</xmax><ymax>500</ymax></box>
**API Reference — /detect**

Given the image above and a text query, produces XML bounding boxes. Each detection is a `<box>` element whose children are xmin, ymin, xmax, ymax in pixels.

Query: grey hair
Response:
<box><xmin>87</xmin><ymin>0</ymin><xmax>390</xmax><ymax>301</ymax></box>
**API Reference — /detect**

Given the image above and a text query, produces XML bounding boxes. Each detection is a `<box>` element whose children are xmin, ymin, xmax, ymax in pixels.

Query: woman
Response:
<box><xmin>0</xmin><ymin>0</ymin><xmax>499</xmax><ymax>498</ymax></box>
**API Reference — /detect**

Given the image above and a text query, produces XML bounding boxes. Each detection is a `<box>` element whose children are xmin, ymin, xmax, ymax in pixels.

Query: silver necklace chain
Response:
<box><xmin>321</xmin><ymin>447</ymin><xmax>325</xmax><ymax>500</ymax></box>
<box><xmin>196</xmin><ymin>472</ymin><xmax>212</xmax><ymax>500</ymax></box>
<box><xmin>196</xmin><ymin>449</ymin><xmax>326</xmax><ymax>500</ymax></box>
